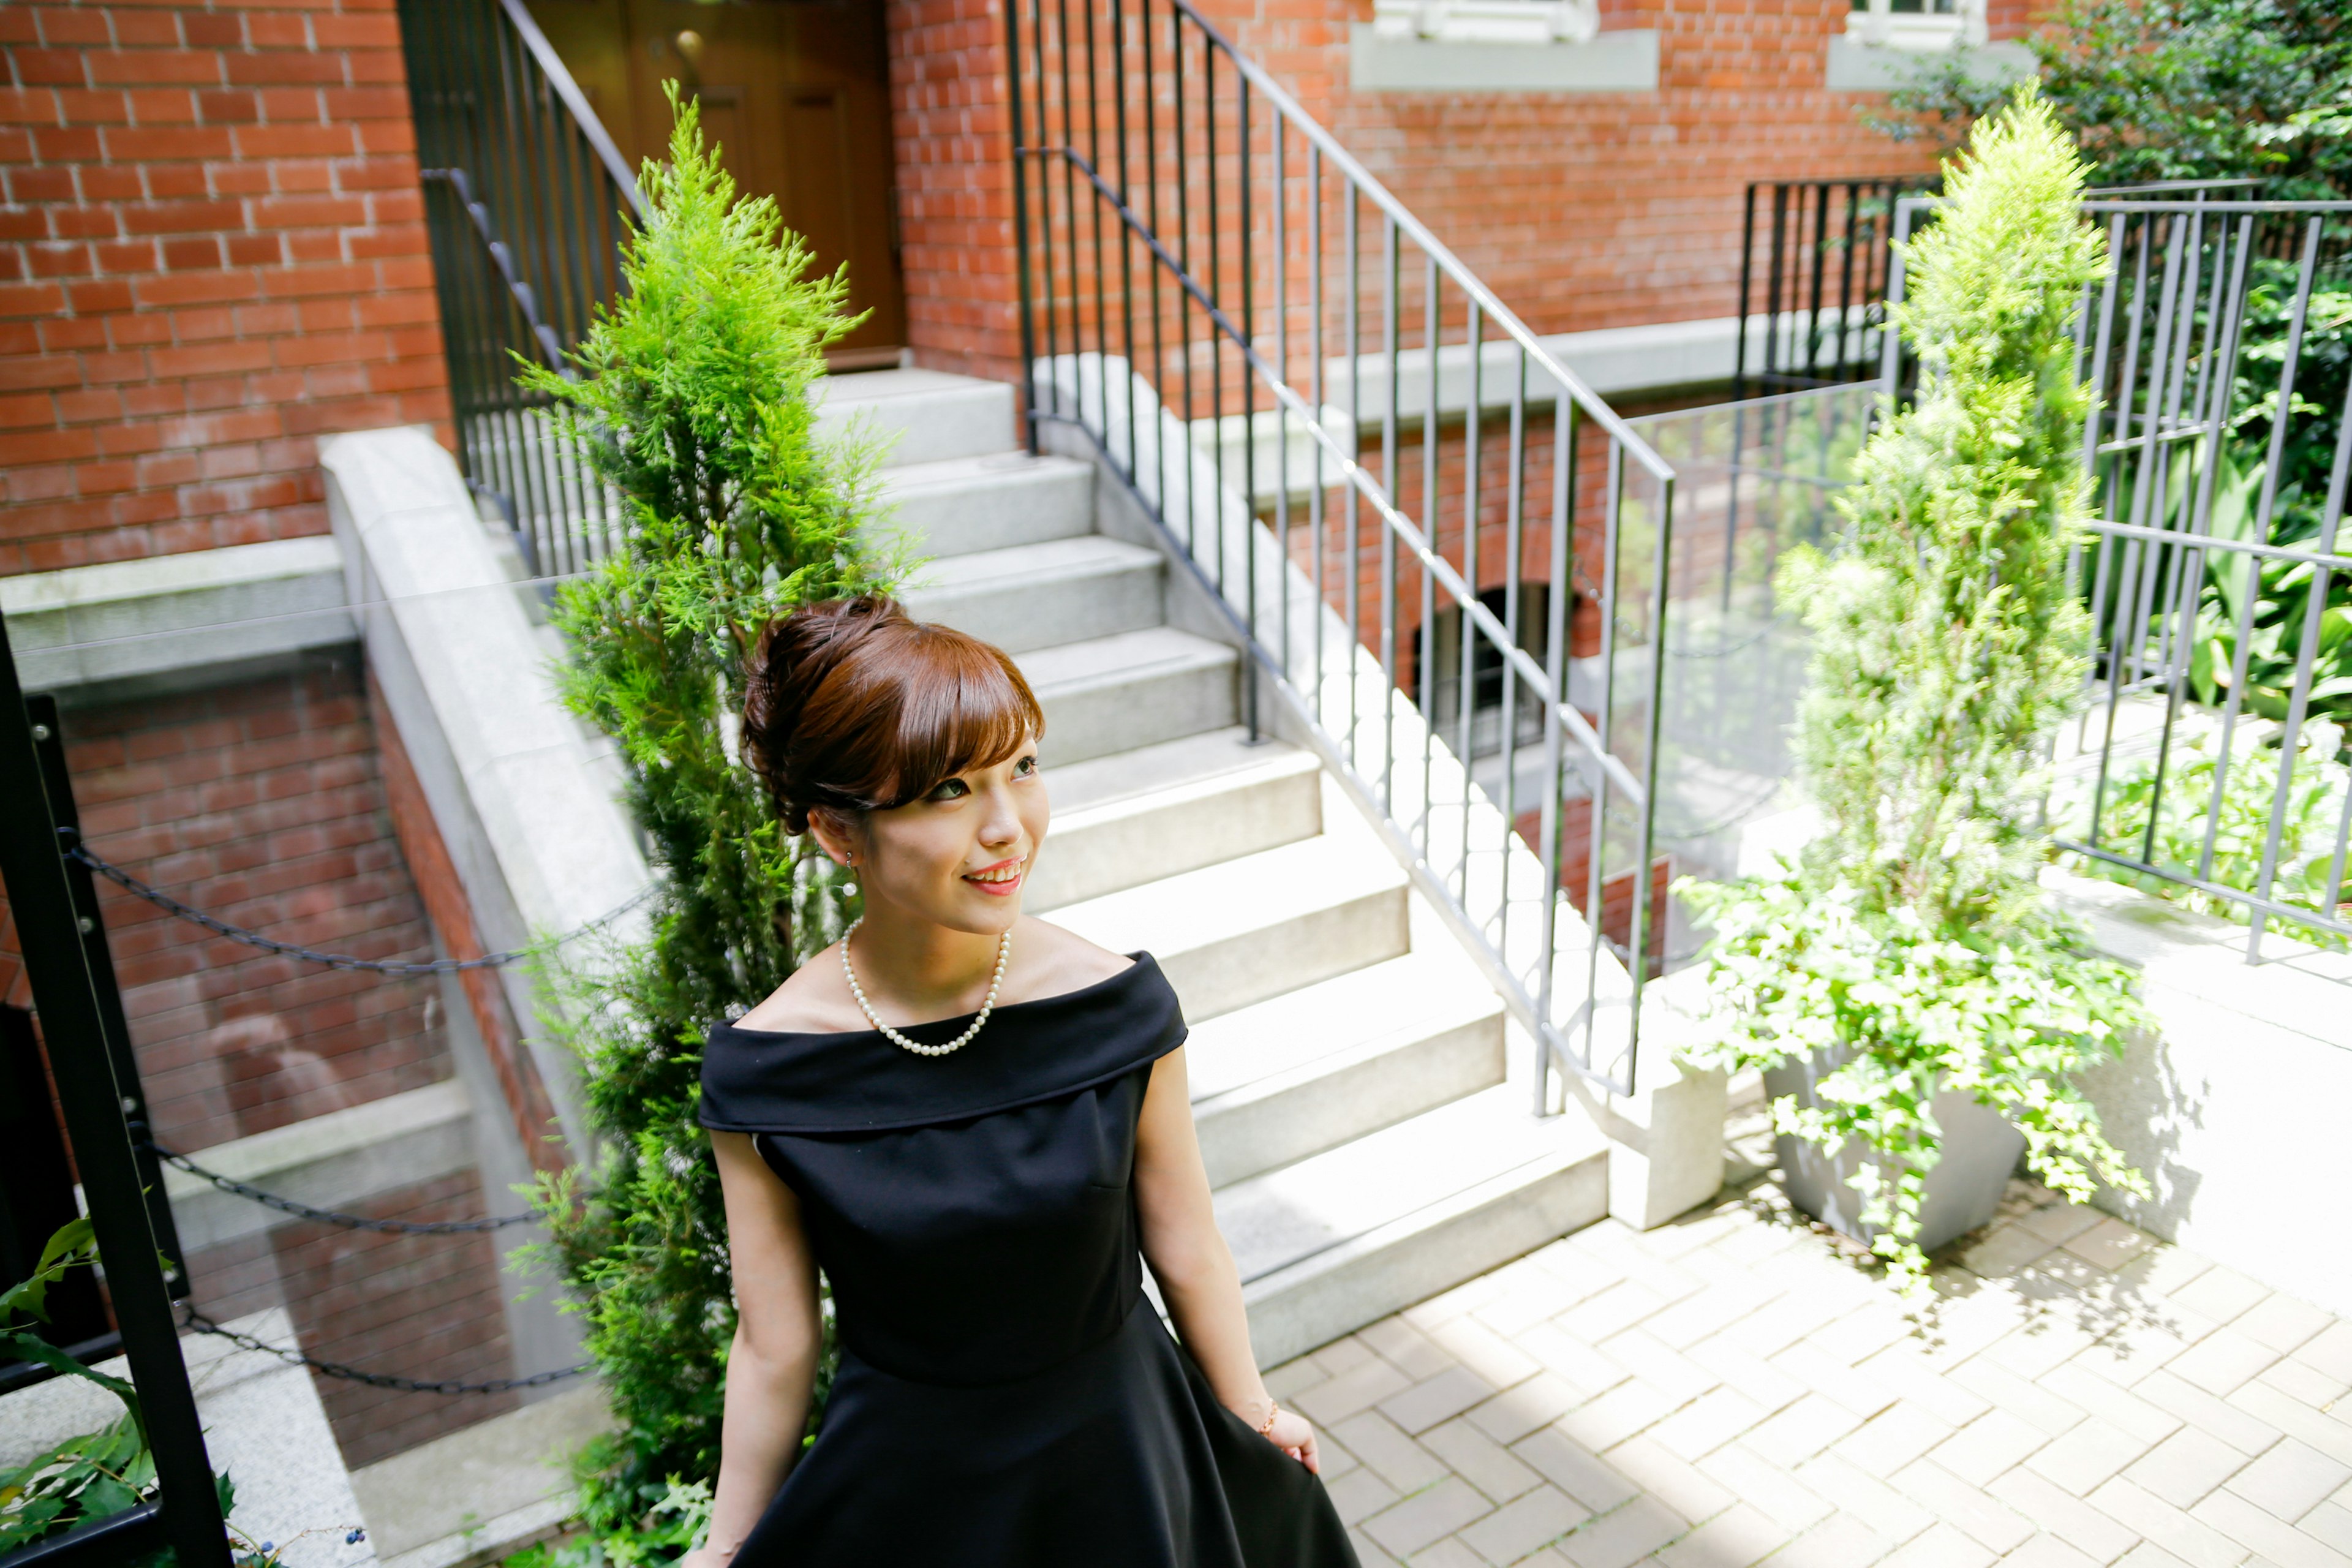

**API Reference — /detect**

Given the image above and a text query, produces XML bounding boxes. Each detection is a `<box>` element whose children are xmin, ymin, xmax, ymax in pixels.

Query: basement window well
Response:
<box><xmin>1351</xmin><ymin>0</ymin><xmax>1658</xmax><ymax>92</ymax></box>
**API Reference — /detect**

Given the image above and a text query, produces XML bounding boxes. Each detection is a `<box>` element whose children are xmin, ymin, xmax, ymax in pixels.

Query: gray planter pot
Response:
<box><xmin>1762</xmin><ymin>1044</ymin><xmax>2025</xmax><ymax>1255</ymax></box>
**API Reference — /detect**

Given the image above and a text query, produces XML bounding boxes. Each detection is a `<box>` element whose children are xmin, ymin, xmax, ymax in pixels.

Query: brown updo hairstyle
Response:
<box><xmin>741</xmin><ymin>596</ymin><xmax>1046</xmax><ymax>835</ymax></box>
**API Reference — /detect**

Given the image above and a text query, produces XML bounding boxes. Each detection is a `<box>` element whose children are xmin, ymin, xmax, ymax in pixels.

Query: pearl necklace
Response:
<box><xmin>840</xmin><ymin>916</ymin><xmax>1012</xmax><ymax>1058</ymax></box>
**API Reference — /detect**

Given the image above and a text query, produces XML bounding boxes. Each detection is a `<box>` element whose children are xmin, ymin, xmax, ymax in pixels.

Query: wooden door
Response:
<box><xmin>527</xmin><ymin>0</ymin><xmax>906</xmax><ymax>364</ymax></box>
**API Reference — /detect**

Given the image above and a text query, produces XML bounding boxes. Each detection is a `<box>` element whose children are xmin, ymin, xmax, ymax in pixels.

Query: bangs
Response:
<box><xmin>876</xmin><ymin>625</ymin><xmax>1044</xmax><ymax>809</ymax></box>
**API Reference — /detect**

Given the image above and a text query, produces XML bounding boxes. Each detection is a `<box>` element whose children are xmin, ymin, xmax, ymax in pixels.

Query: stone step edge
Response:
<box><xmin>1191</xmin><ymin>987</ymin><xmax>1504</xmax><ymax>1126</ymax></box>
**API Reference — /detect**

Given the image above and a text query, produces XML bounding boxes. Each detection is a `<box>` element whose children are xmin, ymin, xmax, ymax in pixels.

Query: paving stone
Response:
<box><xmin>1999</xmin><ymin>1533</ymin><xmax>2101</xmax><ymax>1568</ymax></box>
<box><xmin>1600</xmin><ymin>1329</ymin><xmax>1723</xmax><ymax>1408</ymax></box>
<box><xmin>2037</xmin><ymin>1362</ymin><xmax>2180</xmax><ymax>1444</ymax></box>
<box><xmin>2188</xmin><ymin>1488</ymin><xmax>2350</xmax><ymax>1568</ymax></box>
<box><xmin>1351</xmin><ymin>1525</ymin><xmax>1405</xmax><ymax>1567</ymax></box>
<box><xmin>1875</xmin><ymin>1521</ymin><xmax>1998</xmax><ymax>1568</ymax></box>
<box><xmin>1363</xmin><ymin>1316</ymin><xmax>1468</xmax><ymax>1382</ymax></box>
<box><xmin>1649</xmin><ymin>1502</ymin><xmax>1792</xmax><ymax>1568</ymax></box>
<box><xmin>1961</xmin><ymin>1225</ymin><xmax>2059</xmax><ymax>1280</ymax></box>
<box><xmin>1469</xmin><ymin>1372</ymin><xmax>1596</xmax><ymax>1447</ymax></box>
<box><xmin>1514</xmin><ymin>1322</ymin><xmax>1633</xmax><ymax>1397</ymax></box>
<box><xmin>2257</xmin><ymin>1358</ymin><xmax>2352</xmax><ymax>1412</ymax></box>
<box><xmin>1929</xmin><ymin>1409</ymin><xmax>2051</xmax><ymax>1487</ymax></box>
<box><xmin>2237</xmin><ymin>1297</ymin><xmax>2339</xmax><ymax>1359</ymax></box>
<box><xmin>2062</xmin><ymin>1219</ymin><xmax>2155</xmax><ymax>1273</ymax></box>
<box><xmin>2297</xmin><ymin>1324</ymin><xmax>2352</xmax><ymax>1385</ymax></box>
<box><xmin>2171</xmin><ymin>1328</ymin><xmax>2286</xmax><ymax>1399</ymax></box>
<box><xmin>1820</xmin><ymin>1303</ymin><xmax>1921</xmax><ymax>1369</ymax></box>
<box><xmin>1774</xmin><ymin>1512</ymin><xmax>1901</xmax><ymax>1568</ymax></box>
<box><xmin>1649</xmin><ymin>1387</ymin><xmax>1771</xmax><ymax>1462</ymax></box>
<box><xmin>2086</xmin><ymin>1476</ymin><xmax>2252</xmax><ymax>1568</ymax></box>
<box><xmin>1268</xmin><ymin>1357</ymin><xmax>1335</xmax><ymax>1400</ymax></box>
<box><xmin>1832</xmin><ymin>1405</ymin><xmax>1963</xmax><ymax>1480</ymax></box>
<box><xmin>1556</xmin><ymin>1382</ymin><xmax>1682</xmax><ymax>1454</ymax></box>
<box><xmin>1986</xmin><ymin>1467</ymin><xmax>2144</xmax><ymax>1564</ymax></box>
<box><xmin>1328</xmin><ymin>1464</ymin><xmax>1405</xmax><ymax>1526</ymax></box>
<box><xmin>1296</xmin><ymin>1356</ymin><xmax>1417</xmax><ymax>1425</ymax></box>
<box><xmin>2171</xmin><ymin>1267</ymin><xmax>2272</xmax><ymax>1328</ymax></box>
<box><xmin>1983</xmin><ymin>1318</ymin><xmax>2105</xmax><ymax>1383</ymax></box>
<box><xmin>2124</xmin><ymin>1427</ymin><xmax>2255</xmax><ymax>1508</ymax></box>
<box><xmin>1385</xmin><ymin>1367</ymin><xmax>1510</xmax><ymax>1436</ymax></box>
<box><xmin>1404</xmin><ymin>1538</ymin><xmax>1488</xmax><ymax>1568</ymax></box>
<box><xmin>1558</xmin><ymin>1283</ymin><xmax>1678</xmax><ymax>1346</ymax></box>
<box><xmin>1513</xmin><ymin>1427</ymin><xmax>1640</xmax><ymax>1515</ymax></box>
<box><xmin>1317</xmin><ymin>1335</ymin><xmax>1384</xmax><ymax>1376</ymax></box>
<box><xmin>1644</xmin><ymin>1277</ymin><xmax>1776</xmax><ymax>1351</ymax></box>
<box><xmin>1698</xmin><ymin>1441</ymin><xmax>1833</xmax><ymax>1532</ymax></box>
<box><xmin>1945</xmin><ymin>1359</ymin><xmax>2089</xmax><ymax>1439</ymax></box>
<box><xmin>2075</xmin><ymin>1321</ymin><xmax>2195</xmax><ymax>1390</ymax></box>
<box><xmin>1363</xmin><ymin>1477</ymin><xmax>1497</xmax><ymax>1558</ymax></box>
<box><xmin>2026</xmin><ymin>1416</ymin><xmax>2155</xmax><ymax>1496</ymax></box>
<box><xmin>1745</xmin><ymin>1393</ymin><xmax>1868</xmax><ymax>1467</ymax></box>
<box><xmin>2112</xmin><ymin>1545</ymin><xmax>2198</xmax><ymax>1568</ymax></box>
<box><xmin>1686</xmin><ymin>1335</ymin><xmax>1810</xmax><ymax>1414</ymax></box>
<box><xmin>1409</xmin><ymin>1275</ymin><xmax>1515</xmax><ymax>1333</ymax></box>
<box><xmin>1322</xmin><ymin>1427</ymin><xmax>1365</xmax><ymax>1482</ymax></box>
<box><xmin>1725</xmin><ymin>1289</ymin><xmax>1858</xmax><ymax>1361</ymax></box>
<box><xmin>2301</xmin><ymin>1501</ymin><xmax>2352</xmax><ymax>1556</ymax></box>
<box><xmin>2230</xmin><ymin>1384</ymin><xmax>2352</xmax><ymax>1469</ymax></box>
<box><xmin>1424</xmin><ymin>1417</ymin><xmax>1545</xmax><ymax>1506</ymax></box>
<box><xmin>1599</xmin><ymin>1434</ymin><xmax>1736</xmax><ymax>1529</ymax></box>
<box><xmin>1336</xmin><ymin>1409</ymin><xmax>1455</xmax><ymax>1494</ymax></box>
<box><xmin>2229</xmin><ymin>1440</ymin><xmax>2352</xmax><ymax>1525</ymax></box>
<box><xmin>1429</xmin><ymin>1315</ymin><xmax>1545</xmax><ymax>1393</ymax></box>
<box><xmin>1555</xmin><ymin>1497</ymin><xmax>1686</xmax><ymax>1568</ymax></box>
<box><xmin>1457</xmin><ymin>1485</ymin><xmax>1587</xmax><ymax>1566</ymax></box>
<box><xmin>2014</xmin><ymin>1202</ymin><xmax>2108</xmax><ymax>1247</ymax></box>
<box><xmin>1891</xmin><ymin>1460</ymin><xmax>2037</xmax><ymax>1554</ymax></box>
<box><xmin>1796</xmin><ymin>1452</ymin><xmax>1938</xmax><ymax>1544</ymax></box>
<box><xmin>1781</xmin><ymin>1341</ymin><xmax>1905</xmax><ymax>1420</ymax></box>
<box><xmin>2136</xmin><ymin>1370</ymin><xmax>2285</xmax><ymax>1457</ymax></box>
<box><xmin>1861</xmin><ymin>1346</ymin><xmax>1999</xmax><ymax>1428</ymax></box>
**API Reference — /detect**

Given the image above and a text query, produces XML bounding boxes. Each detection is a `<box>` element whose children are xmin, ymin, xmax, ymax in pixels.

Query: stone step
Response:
<box><xmin>1016</xmin><ymin>626</ymin><xmax>1239</xmax><ymax>767</ymax></box>
<box><xmin>814</xmin><ymin>368</ymin><xmax>1017</xmax><ymax>469</ymax></box>
<box><xmin>1028</xmin><ymin>729</ymin><xmax>1322</xmax><ymax>913</ymax></box>
<box><xmin>1188</xmin><ymin>950</ymin><xmax>1507</xmax><ymax>1188</ymax></box>
<box><xmin>1223</xmin><ymin>1084</ymin><xmax>1610</xmax><ymax>1368</ymax></box>
<box><xmin>905</xmin><ymin>535</ymin><xmax>1163</xmax><ymax>655</ymax></box>
<box><xmin>881</xmin><ymin>451</ymin><xmax>1094</xmax><ymax>558</ymax></box>
<box><xmin>1050</xmin><ymin>829</ymin><xmax>1410</xmax><ymax>1023</ymax></box>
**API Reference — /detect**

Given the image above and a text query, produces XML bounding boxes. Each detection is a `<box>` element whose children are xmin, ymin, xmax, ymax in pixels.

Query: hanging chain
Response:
<box><xmin>67</xmin><ymin>837</ymin><xmax>652</xmax><ymax>976</ymax></box>
<box><xmin>145</xmin><ymin>1141</ymin><xmax>542</xmax><ymax>1234</ymax></box>
<box><xmin>176</xmin><ymin>1304</ymin><xmax>592</xmax><ymax>1395</ymax></box>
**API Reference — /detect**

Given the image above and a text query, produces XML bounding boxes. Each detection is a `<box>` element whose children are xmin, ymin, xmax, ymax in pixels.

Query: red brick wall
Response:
<box><xmin>1</xmin><ymin>650</ymin><xmax>451</xmax><ymax>1153</ymax></box>
<box><xmin>887</xmin><ymin>0</ymin><xmax>1022</xmax><ymax>383</ymax></box>
<box><xmin>0</xmin><ymin>1</ymin><xmax>450</xmax><ymax>577</ymax></box>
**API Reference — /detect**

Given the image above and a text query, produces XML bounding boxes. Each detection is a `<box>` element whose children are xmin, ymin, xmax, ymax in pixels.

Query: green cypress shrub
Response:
<box><xmin>512</xmin><ymin>89</ymin><xmax>908</xmax><ymax>1548</ymax></box>
<box><xmin>1681</xmin><ymin>87</ymin><xmax>2153</xmax><ymax>1290</ymax></box>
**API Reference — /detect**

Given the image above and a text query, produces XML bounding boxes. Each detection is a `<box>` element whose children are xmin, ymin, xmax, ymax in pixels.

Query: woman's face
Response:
<box><xmin>835</xmin><ymin>734</ymin><xmax>1048</xmax><ymax>935</ymax></box>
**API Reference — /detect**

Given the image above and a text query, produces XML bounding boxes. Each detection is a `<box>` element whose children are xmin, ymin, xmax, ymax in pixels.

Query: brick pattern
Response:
<box><xmin>1265</xmin><ymin>1170</ymin><xmax>2352</xmax><ymax>1568</ymax></box>
<box><xmin>0</xmin><ymin>1</ymin><xmax>450</xmax><ymax>576</ymax></box>
<box><xmin>216</xmin><ymin>1167</ymin><xmax>522</xmax><ymax>1469</ymax></box>
<box><xmin>0</xmin><ymin>651</ymin><xmax>453</xmax><ymax>1153</ymax></box>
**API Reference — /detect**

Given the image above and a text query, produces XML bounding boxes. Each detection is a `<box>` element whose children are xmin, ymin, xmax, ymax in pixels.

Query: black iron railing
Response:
<box><xmin>398</xmin><ymin>0</ymin><xmax>641</xmax><ymax>576</ymax></box>
<box><xmin>1732</xmin><ymin>178</ymin><xmax>1937</xmax><ymax>402</ymax></box>
<box><xmin>1007</xmin><ymin>0</ymin><xmax>1678</xmax><ymax>1099</ymax></box>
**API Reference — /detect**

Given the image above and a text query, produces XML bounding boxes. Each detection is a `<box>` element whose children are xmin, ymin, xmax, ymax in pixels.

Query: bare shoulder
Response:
<box><xmin>1009</xmin><ymin>916</ymin><xmax>1136</xmax><ymax>1003</ymax></box>
<box><xmin>734</xmin><ymin>941</ymin><xmax>867</xmax><ymax>1035</ymax></box>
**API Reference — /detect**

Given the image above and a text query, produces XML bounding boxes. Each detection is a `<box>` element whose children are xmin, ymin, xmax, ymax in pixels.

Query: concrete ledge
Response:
<box><xmin>1</xmin><ymin>536</ymin><xmax>352</xmax><ymax>695</ymax></box>
<box><xmin>349</xmin><ymin>1383</ymin><xmax>611</xmax><ymax>1568</ymax></box>
<box><xmin>1824</xmin><ymin>36</ymin><xmax>2032</xmax><ymax>91</ymax></box>
<box><xmin>162</xmin><ymin>1079</ymin><xmax>478</xmax><ymax>1251</ymax></box>
<box><xmin>1349</xmin><ymin>24</ymin><xmax>1659</xmax><ymax>92</ymax></box>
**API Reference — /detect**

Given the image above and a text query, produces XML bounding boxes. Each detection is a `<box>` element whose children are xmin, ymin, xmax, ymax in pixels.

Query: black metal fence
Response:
<box><xmin>1883</xmin><ymin>193</ymin><xmax>2352</xmax><ymax>957</ymax></box>
<box><xmin>397</xmin><ymin>0</ymin><xmax>641</xmax><ymax>576</ymax></box>
<box><xmin>1732</xmin><ymin>178</ymin><xmax>1937</xmax><ymax>402</ymax></box>
<box><xmin>1006</xmin><ymin>0</ymin><xmax>1679</xmax><ymax>1098</ymax></box>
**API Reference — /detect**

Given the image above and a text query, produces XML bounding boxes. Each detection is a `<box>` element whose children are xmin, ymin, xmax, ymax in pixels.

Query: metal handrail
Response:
<box><xmin>494</xmin><ymin>0</ymin><xmax>647</xmax><ymax>221</ymax></box>
<box><xmin>1008</xmin><ymin>0</ymin><xmax>1678</xmax><ymax>1099</ymax></box>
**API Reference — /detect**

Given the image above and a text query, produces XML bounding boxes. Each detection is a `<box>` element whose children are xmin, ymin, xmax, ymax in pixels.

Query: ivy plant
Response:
<box><xmin>1678</xmin><ymin>89</ymin><xmax>2153</xmax><ymax>1291</ymax></box>
<box><xmin>512</xmin><ymin>86</ymin><xmax>908</xmax><ymax>1555</ymax></box>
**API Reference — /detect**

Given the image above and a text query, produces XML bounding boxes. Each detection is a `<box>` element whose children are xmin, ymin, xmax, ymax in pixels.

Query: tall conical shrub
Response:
<box><xmin>514</xmin><ymin>89</ymin><xmax>907</xmax><ymax>1541</ymax></box>
<box><xmin>1682</xmin><ymin>87</ymin><xmax>2151</xmax><ymax>1288</ymax></box>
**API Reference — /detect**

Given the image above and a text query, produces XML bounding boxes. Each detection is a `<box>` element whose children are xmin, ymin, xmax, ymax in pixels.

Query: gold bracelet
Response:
<box><xmin>1257</xmin><ymin>1400</ymin><xmax>1280</xmax><ymax>1439</ymax></box>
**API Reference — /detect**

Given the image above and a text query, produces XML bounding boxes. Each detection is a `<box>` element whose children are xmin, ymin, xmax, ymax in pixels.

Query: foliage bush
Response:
<box><xmin>1679</xmin><ymin>89</ymin><xmax>2152</xmax><ymax>1290</ymax></box>
<box><xmin>513</xmin><ymin>88</ymin><xmax>906</xmax><ymax>1555</ymax></box>
<box><xmin>1875</xmin><ymin>0</ymin><xmax>2352</xmax><ymax>200</ymax></box>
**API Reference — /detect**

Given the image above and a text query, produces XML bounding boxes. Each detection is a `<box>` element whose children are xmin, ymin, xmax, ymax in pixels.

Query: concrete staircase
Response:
<box><xmin>825</xmin><ymin>369</ymin><xmax>1608</xmax><ymax>1369</ymax></box>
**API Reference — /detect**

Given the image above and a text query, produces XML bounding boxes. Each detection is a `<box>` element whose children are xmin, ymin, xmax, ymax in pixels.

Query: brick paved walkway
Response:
<box><xmin>1267</xmin><ymin>1170</ymin><xmax>2352</xmax><ymax>1568</ymax></box>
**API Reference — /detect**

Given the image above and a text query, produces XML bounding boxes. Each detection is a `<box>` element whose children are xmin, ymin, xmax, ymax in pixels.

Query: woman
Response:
<box><xmin>684</xmin><ymin>597</ymin><xmax>1360</xmax><ymax>1567</ymax></box>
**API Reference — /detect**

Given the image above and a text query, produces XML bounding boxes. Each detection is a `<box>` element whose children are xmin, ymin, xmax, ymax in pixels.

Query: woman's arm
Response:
<box><xmin>683</xmin><ymin>1130</ymin><xmax>824</xmax><ymax>1568</ymax></box>
<box><xmin>1132</xmin><ymin>1047</ymin><xmax>1322</xmax><ymax>1471</ymax></box>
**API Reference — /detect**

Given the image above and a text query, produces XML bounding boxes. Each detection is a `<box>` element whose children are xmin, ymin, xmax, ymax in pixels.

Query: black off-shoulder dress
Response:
<box><xmin>696</xmin><ymin>952</ymin><xmax>1360</xmax><ymax>1567</ymax></box>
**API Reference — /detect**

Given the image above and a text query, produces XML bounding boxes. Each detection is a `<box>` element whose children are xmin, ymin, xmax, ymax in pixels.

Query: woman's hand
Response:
<box><xmin>1265</xmin><ymin>1406</ymin><xmax>1322</xmax><ymax>1473</ymax></box>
